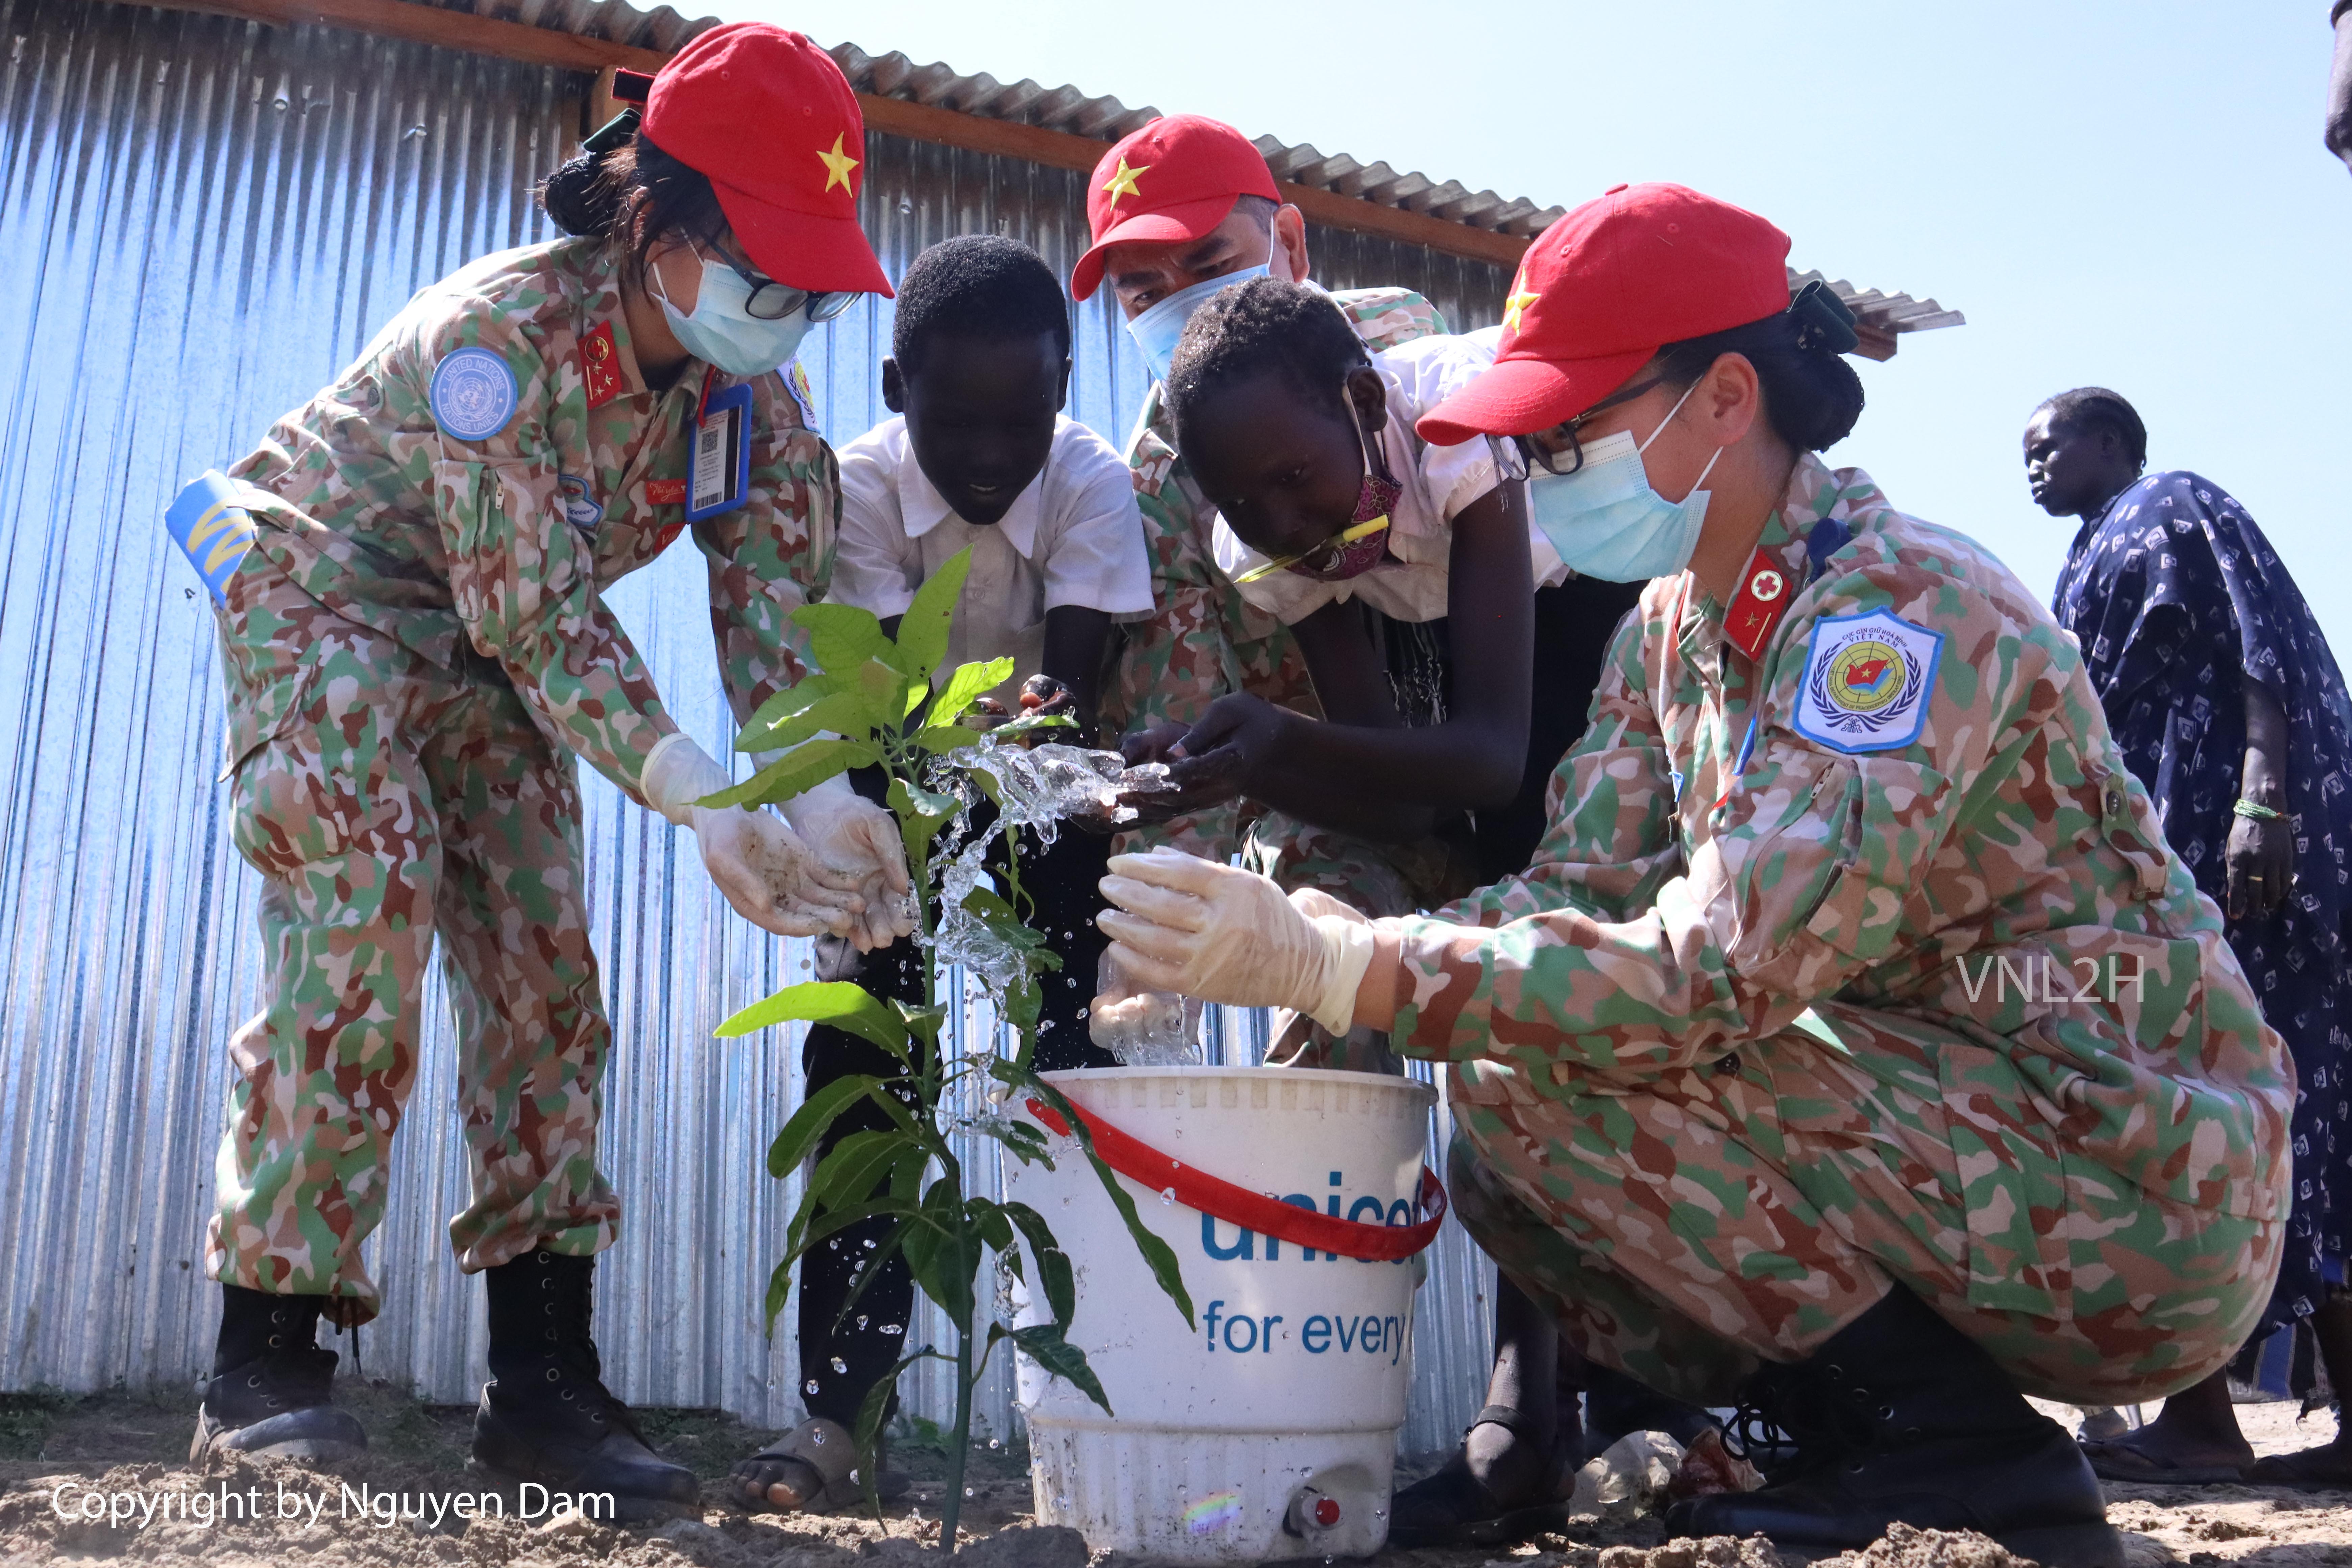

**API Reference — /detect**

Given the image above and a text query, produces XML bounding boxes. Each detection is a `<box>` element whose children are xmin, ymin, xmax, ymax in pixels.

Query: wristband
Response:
<box><xmin>2232</xmin><ymin>798</ymin><xmax>2285</xmax><ymax>822</ymax></box>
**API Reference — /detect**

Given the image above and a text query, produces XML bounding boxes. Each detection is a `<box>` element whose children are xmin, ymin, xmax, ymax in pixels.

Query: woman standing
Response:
<box><xmin>2026</xmin><ymin>388</ymin><xmax>2352</xmax><ymax>1487</ymax></box>
<box><xmin>1097</xmin><ymin>184</ymin><xmax>2293</xmax><ymax>1563</ymax></box>
<box><xmin>181</xmin><ymin>25</ymin><xmax>908</xmax><ymax>1516</ymax></box>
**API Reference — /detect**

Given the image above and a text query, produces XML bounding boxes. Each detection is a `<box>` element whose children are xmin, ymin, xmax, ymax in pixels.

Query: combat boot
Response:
<box><xmin>1665</xmin><ymin>1287</ymin><xmax>2122</xmax><ymax>1568</ymax></box>
<box><xmin>191</xmin><ymin>1284</ymin><xmax>368</xmax><ymax>1462</ymax></box>
<box><xmin>469</xmin><ymin>1248</ymin><xmax>698</xmax><ymax>1522</ymax></box>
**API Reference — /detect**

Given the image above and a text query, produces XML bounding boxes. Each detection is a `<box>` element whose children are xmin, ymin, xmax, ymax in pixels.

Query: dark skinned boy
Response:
<box><xmin>879</xmin><ymin>328</ymin><xmax>1109</xmax><ymax>734</ymax></box>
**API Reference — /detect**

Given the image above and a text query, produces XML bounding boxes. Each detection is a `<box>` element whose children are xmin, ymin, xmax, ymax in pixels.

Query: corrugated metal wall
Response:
<box><xmin>0</xmin><ymin>0</ymin><xmax>1501</xmax><ymax>1450</ymax></box>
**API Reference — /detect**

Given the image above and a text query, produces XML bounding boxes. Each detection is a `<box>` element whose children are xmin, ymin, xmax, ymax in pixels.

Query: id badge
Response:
<box><xmin>684</xmin><ymin>382</ymin><xmax>752</xmax><ymax>522</ymax></box>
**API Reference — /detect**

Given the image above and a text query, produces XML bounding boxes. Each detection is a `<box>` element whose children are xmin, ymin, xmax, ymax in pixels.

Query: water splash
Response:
<box><xmin>918</xmin><ymin>739</ymin><xmax>1171</xmax><ymax>1005</ymax></box>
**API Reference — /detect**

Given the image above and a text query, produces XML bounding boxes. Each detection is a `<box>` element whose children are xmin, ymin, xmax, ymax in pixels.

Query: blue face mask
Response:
<box><xmin>1124</xmin><ymin>264</ymin><xmax>1270</xmax><ymax>384</ymax></box>
<box><xmin>1523</xmin><ymin>381</ymin><xmax>1724</xmax><ymax>582</ymax></box>
<box><xmin>652</xmin><ymin>253</ymin><xmax>814</xmax><ymax>377</ymax></box>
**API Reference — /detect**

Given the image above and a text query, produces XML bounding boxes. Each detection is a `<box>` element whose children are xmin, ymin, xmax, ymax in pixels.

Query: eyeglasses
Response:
<box><xmin>711</xmin><ymin>243</ymin><xmax>859</xmax><ymax>323</ymax></box>
<box><xmin>1516</xmin><ymin>374</ymin><xmax>1668</xmax><ymax>477</ymax></box>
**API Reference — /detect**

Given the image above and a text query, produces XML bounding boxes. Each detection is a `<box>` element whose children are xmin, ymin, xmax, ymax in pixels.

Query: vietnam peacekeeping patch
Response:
<box><xmin>430</xmin><ymin>347</ymin><xmax>518</xmax><ymax>441</ymax></box>
<box><xmin>1790</xmin><ymin>608</ymin><xmax>1942</xmax><ymax>754</ymax></box>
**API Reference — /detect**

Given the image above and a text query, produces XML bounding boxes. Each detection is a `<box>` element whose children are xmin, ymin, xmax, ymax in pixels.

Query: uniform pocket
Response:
<box><xmin>1799</xmin><ymin>758</ymin><xmax>1951</xmax><ymax>963</ymax></box>
<box><xmin>1935</xmin><ymin>1038</ymin><xmax>2071</xmax><ymax>1320</ymax></box>
<box><xmin>228</xmin><ymin>719</ymin><xmax>347</xmax><ymax>880</ymax></box>
<box><xmin>433</xmin><ymin>459</ymin><xmax>569</xmax><ymax>651</ymax></box>
<box><xmin>2086</xmin><ymin>761</ymin><xmax>2171</xmax><ymax>900</ymax></box>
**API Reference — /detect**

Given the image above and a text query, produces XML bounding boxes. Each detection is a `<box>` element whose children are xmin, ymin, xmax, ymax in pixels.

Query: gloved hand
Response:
<box><xmin>641</xmin><ymin>734</ymin><xmax>864</xmax><ymax>939</ymax></box>
<box><xmin>778</xmin><ymin>774</ymin><xmax>916</xmax><ymax>952</ymax></box>
<box><xmin>1095</xmin><ymin>848</ymin><xmax>1375</xmax><ymax>1034</ymax></box>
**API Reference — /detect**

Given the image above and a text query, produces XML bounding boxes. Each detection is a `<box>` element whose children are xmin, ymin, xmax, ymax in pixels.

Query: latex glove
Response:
<box><xmin>779</xmin><ymin>773</ymin><xmax>916</xmax><ymax>952</ymax></box>
<box><xmin>1095</xmin><ymin>848</ymin><xmax>1375</xmax><ymax>1034</ymax></box>
<box><xmin>642</xmin><ymin>734</ymin><xmax>864</xmax><ymax>939</ymax></box>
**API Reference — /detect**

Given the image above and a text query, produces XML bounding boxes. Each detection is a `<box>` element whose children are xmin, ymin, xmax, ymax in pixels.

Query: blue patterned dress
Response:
<box><xmin>2053</xmin><ymin>471</ymin><xmax>2352</xmax><ymax>1332</ymax></box>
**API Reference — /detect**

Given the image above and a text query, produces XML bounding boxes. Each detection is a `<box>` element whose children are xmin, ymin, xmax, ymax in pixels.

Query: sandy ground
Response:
<box><xmin>0</xmin><ymin>1383</ymin><xmax>2343</xmax><ymax>1566</ymax></box>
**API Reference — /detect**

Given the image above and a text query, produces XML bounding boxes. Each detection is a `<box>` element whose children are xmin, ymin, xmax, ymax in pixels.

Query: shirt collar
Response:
<box><xmin>1682</xmin><ymin>452</ymin><xmax>1862</xmax><ymax>657</ymax></box>
<box><xmin>567</xmin><ymin>240</ymin><xmax>655</xmax><ymax>398</ymax></box>
<box><xmin>899</xmin><ymin>433</ymin><xmax>1049</xmax><ymax>559</ymax></box>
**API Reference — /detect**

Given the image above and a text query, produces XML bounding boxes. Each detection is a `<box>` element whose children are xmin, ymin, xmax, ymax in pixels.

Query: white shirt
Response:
<box><xmin>833</xmin><ymin>415</ymin><xmax>1154</xmax><ymax>694</ymax></box>
<box><xmin>1212</xmin><ymin>327</ymin><xmax>1566</xmax><ymax>625</ymax></box>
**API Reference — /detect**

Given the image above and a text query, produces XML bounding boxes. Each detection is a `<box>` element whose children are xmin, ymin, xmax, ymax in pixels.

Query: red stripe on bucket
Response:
<box><xmin>1024</xmin><ymin>1097</ymin><xmax>1448</xmax><ymax>1263</ymax></box>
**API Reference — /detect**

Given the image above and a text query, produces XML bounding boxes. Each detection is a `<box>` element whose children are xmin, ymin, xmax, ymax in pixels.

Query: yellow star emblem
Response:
<box><xmin>1502</xmin><ymin>288</ymin><xmax>1540</xmax><ymax>335</ymax></box>
<box><xmin>1101</xmin><ymin>158</ymin><xmax>1149</xmax><ymax>206</ymax></box>
<box><xmin>816</xmin><ymin>133</ymin><xmax>859</xmax><ymax>194</ymax></box>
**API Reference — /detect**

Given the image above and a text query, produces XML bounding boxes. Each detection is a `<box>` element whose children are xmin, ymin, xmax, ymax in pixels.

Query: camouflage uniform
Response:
<box><xmin>1368</xmin><ymin>457</ymin><xmax>2294</xmax><ymax>1405</ymax></box>
<box><xmin>202</xmin><ymin>238</ymin><xmax>834</xmax><ymax>1324</ymax></box>
<box><xmin>1106</xmin><ymin>285</ymin><xmax>1447</xmax><ymax>921</ymax></box>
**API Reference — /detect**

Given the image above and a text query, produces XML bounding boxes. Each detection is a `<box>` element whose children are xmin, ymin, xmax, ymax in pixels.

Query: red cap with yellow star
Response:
<box><xmin>1417</xmin><ymin>182</ymin><xmax>1788</xmax><ymax>446</ymax></box>
<box><xmin>644</xmin><ymin>23</ymin><xmax>892</xmax><ymax>296</ymax></box>
<box><xmin>1069</xmin><ymin>114</ymin><xmax>1280</xmax><ymax>301</ymax></box>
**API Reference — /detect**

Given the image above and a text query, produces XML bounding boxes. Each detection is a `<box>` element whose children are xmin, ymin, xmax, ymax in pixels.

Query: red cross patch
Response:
<box><xmin>1723</xmin><ymin>550</ymin><xmax>1793</xmax><ymax>660</ymax></box>
<box><xmin>580</xmin><ymin>321</ymin><xmax>622</xmax><ymax>411</ymax></box>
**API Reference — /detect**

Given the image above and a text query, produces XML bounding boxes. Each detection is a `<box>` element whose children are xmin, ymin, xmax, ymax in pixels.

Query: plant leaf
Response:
<box><xmin>765</xmin><ymin>1073</ymin><xmax>884</xmax><ymax>1178</ymax></box>
<box><xmin>1018</xmin><ymin>1076</ymin><xmax>1196</xmax><ymax>1330</ymax></box>
<box><xmin>717</xmin><ymin>981</ymin><xmax>911</xmax><ymax>1056</ymax></box>
<box><xmin>1011</xmin><ymin>1325</ymin><xmax>1113</xmax><ymax>1417</ymax></box>
<box><xmin>895</xmin><ymin>547</ymin><xmax>975</xmax><ymax>680</ymax></box>
<box><xmin>970</xmin><ymin>1197</ymin><xmax>1016</xmax><ymax>1256</ymax></box>
<box><xmin>809</xmin><ymin>1129</ymin><xmax>904</xmax><ymax>1212</ymax></box>
<box><xmin>853</xmin><ymin>1347</ymin><xmax>948</xmax><ymax>1517</ymax></box>
<box><xmin>921</xmin><ymin>656</ymin><xmax>1016</xmax><ymax>730</ymax></box>
<box><xmin>1001</xmin><ymin>1200</ymin><xmax>1076</xmax><ymax>1330</ymax></box>
<box><xmin>887</xmin><ymin>777</ymin><xmax>960</xmax><ymax>867</ymax></box>
<box><xmin>910</xmin><ymin>724</ymin><xmax>981</xmax><ymax>756</ymax></box>
<box><xmin>1091</xmin><ymin>1148</ymin><xmax>1195</xmax><ymax>1329</ymax></box>
<box><xmin>744</xmin><ymin>676</ymin><xmax>835</xmax><ymax>736</ymax></box>
<box><xmin>763</xmin><ymin>1255</ymin><xmax>793</xmax><ymax>1334</ymax></box>
<box><xmin>696</xmin><ymin>737</ymin><xmax>879</xmax><ymax>810</ymax></box>
<box><xmin>987</xmin><ymin>712</ymin><xmax>1077</xmax><ymax>743</ymax></box>
<box><xmin>739</xmin><ymin>689</ymin><xmax>886</xmax><ymax>754</ymax></box>
<box><xmin>793</xmin><ymin>602</ymin><xmax>891</xmax><ymax>674</ymax></box>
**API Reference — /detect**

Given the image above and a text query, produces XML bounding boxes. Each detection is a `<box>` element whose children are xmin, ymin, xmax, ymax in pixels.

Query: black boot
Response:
<box><xmin>1665</xmin><ymin>1288</ymin><xmax>2121</xmax><ymax>1568</ymax></box>
<box><xmin>191</xmin><ymin>1284</ymin><xmax>368</xmax><ymax>1463</ymax></box>
<box><xmin>470</xmin><ymin>1248</ymin><xmax>699</xmax><ymax>1521</ymax></box>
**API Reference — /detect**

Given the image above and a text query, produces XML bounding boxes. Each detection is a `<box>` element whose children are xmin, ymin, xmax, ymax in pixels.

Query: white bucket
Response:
<box><xmin>1008</xmin><ymin>1066</ymin><xmax>1439</xmax><ymax>1563</ymax></box>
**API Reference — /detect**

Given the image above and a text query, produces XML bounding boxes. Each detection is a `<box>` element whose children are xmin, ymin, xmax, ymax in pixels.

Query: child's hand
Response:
<box><xmin>1014</xmin><ymin>674</ymin><xmax>1087</xmax><ymax>748</ymax></box>
<box><xmin>959</xmin><ymin>695</ymin><xmax>1012</xmax><ymax>732</ymax></box>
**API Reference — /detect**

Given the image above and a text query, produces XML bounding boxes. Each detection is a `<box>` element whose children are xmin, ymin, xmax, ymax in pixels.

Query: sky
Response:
<box><xmin>733</xmin><ymin>0</ymin><xmax>2352</xmax><ymax>653</ymax></box>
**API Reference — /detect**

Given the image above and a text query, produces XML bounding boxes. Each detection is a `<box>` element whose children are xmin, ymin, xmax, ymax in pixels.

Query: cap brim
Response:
<box><xmin>718</xmin><ymin>181</ymin><xmax>894</xmax><ymax>297</ymax></box>
<box><xmin>1069</xmin><ymin>192</ymin><xmax>1242</xmax><ymax>300</ymax></box>
<box><xmin>1415</xmin><ymin>345</ymin><xmax>1656</xmax><ymax>446</ymax></box>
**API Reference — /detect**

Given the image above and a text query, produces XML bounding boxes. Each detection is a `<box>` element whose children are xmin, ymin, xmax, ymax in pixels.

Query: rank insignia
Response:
<box><xmin>1722</xmin><ymin>550</ymin><xmax>1793</xmax><ymax>660</ymax></box>
<box><xmin>580</xmin><ymin>321</ymin><xmax>621</xmax><ymax>411</ymax></box>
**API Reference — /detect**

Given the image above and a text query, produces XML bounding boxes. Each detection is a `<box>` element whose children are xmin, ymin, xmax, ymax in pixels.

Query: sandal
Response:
<box><xmin>2080</xmin><ymin>1436</ymin><xmax>2248</xmax><ymax>1485</ymax></box>
<box><xmin>733</xmin><ymin>1418</ymin><xmax>857</xmax><ymax>1512</ymax></box>
<box><xmin>2244</xmin><ymin>1444</ymin><xmax>2352</xmax><ymax>1492</ymax></box>
<box><xmin>1387</xmin><ymin>1405</ymin><xmax>1571</xmax><ymax>1548</ymax></box>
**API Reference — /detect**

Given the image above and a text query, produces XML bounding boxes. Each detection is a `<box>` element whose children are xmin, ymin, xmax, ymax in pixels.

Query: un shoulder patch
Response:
<box><xmin>1791</xmin><ymin>608</ymin><xmax>1942</xmax><ymax>754</ymax></box>
<box><xmin>430</xmin><ymin>347</ymin><xmax>518</xmax><ymax>441</ymax></box>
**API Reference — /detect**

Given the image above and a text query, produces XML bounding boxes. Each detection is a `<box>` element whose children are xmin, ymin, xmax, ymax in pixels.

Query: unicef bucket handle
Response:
<box><xmin>1024</xmin><ymin>1097</ymin><xmax>1448</xmax><ymax>1263</ymax></box>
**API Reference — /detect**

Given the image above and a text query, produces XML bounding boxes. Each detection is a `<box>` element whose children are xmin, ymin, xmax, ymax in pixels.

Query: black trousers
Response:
<box><xmin>1472</xmin><ymin>575</ymin><xmax>1646</xmax><ymax>883</ymax></box>
<box><xmin>795</xmin><ymin>768</ymin><xmax>1116</xmax><ymax>1427</ymax></box>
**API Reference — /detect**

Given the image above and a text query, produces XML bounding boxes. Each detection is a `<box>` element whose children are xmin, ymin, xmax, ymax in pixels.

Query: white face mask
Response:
<box><xmin>651</xmin><ymin>252</ymin><xmax>813</xmax><ymax>376</ymax></box>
